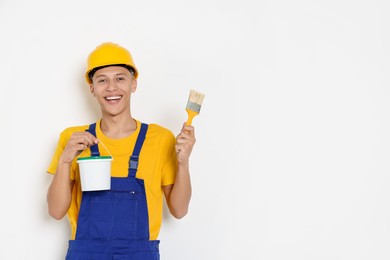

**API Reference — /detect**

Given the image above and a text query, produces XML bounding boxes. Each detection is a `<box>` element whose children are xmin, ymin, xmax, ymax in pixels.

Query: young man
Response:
<box><xmin>47</xmin><ymin>42</ymin><xmax>195</xmax><ymax>259</ymax></box>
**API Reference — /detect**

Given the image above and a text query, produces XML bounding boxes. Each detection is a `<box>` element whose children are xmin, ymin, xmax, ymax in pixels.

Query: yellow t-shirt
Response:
<box><xmin>47</xmin><ymin>119</ymin><xmax>177</xmax><ymax>240</ymax></box>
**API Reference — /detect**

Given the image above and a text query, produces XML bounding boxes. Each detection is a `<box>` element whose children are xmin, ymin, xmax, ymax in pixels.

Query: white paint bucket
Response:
<box><xmin>77</xmin><ymin>156</ymin><xmax>113</xmax><ymax>191</ymax></box>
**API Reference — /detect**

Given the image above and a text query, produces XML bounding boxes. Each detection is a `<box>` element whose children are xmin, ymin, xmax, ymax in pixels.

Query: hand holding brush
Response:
<box><xmin>175</xmin><ymin>89</ymin><xmax>205</xmax><ymax>160</ymax></box>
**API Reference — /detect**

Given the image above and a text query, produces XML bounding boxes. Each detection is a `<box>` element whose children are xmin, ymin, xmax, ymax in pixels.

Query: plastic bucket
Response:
<box><xmin>77</xmin><ymin>156</ymin><xmax>113</xmax><ymax>191</ymax></box>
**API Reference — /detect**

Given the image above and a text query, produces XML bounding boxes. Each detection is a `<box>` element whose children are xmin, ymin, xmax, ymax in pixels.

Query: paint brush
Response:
<box><xmin>186</xmin><ymin>89</ymin><xmax>205</xmax><ymax>125</ymax></box>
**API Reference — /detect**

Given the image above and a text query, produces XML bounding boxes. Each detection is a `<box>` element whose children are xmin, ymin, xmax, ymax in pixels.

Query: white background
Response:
<box><xmin>1</xmin><ymin>0</ymin><xmax>390</xmax><ymax>259</ymax></box>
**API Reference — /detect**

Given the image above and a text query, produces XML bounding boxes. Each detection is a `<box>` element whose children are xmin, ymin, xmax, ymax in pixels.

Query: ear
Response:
<box><xmin>131</xmin><ymin>79</ymin><xmax>137</xmax><ymax>93</ymax></box>
<box><xmin>89</xmin><ymin>84</ymin><xmax>95</xmax><ymax>96</ymax></box>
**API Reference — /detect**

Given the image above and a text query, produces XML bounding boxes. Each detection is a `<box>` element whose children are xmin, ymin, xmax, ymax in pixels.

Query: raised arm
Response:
<box><xmin>163</xmin><ymin>124</ymin><xmax>195</xmax><ymax>219</ymax></box>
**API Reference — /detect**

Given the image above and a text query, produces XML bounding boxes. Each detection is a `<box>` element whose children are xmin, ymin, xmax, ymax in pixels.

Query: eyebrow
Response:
<box><xmin>115</xmin><ymin>73</ymin><xmax>129</xmax><ymax>77</ymax></box>
<box><xmin>95</xmin><ymin>72</ymin><xmax>129</xmax><ymax>78</ymax></box>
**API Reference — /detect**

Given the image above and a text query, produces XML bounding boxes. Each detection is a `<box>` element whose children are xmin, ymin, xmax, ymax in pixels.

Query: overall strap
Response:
<box><xmin>129</xmin><ymin>123</ymin><xmax>149</xmax><ymax>178</ymax></box>
<box><xmin>85</xmin><ymin>123</ymin><xmax>100</xmax><ymax>157</ymax></box>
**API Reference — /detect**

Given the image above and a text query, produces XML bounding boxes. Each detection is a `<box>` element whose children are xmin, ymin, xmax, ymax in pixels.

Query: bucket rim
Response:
<box><xmin>77</xmin><ymin>156</ymin><xmax>113</xmax><ymax>162</ymax></box>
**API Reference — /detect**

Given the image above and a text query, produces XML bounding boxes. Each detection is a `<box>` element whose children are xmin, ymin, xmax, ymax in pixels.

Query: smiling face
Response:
<box><xmin>90</xmin><ymin>66</ymin><xmax>137</xmax><ymax>118</ymax></box>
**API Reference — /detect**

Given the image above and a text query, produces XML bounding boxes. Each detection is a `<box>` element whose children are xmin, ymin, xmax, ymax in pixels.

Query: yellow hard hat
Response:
<box><xmin>85</xmin><ymin>42</ymin><xmax>138</xmax><ymax>84</ymax></box>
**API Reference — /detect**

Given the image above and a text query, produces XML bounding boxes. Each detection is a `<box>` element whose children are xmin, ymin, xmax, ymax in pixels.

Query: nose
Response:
<box><xmin>106</xmin><ymin>79</ymin><xmax>118</xmax><ymax>91</ymax></box>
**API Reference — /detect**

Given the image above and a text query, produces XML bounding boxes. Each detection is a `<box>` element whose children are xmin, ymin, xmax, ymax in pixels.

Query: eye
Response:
<box><xmin>116</xmin><ymin>77</ymin><xmax>125</xmax><ymax>81</ymax></box>
<box><xmin>98</xmin><ymin>79</ymin><xmax>106</xmax><ymax>83</ymax></box>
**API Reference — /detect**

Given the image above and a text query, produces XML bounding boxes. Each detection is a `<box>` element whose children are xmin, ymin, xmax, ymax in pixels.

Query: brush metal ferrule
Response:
<box><xmin>186</xmin><ymin>102</ymin><xmax>201</xmax><ymax>113</ymax></box>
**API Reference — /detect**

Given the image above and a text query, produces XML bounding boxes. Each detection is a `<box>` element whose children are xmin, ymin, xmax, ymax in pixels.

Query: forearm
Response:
<box><xmin>47</xmin><ymin>162</ymin><xmax>74</xmax><ymax>220</ymax></box>
<box><xmin>168</xmin><ymin>163</ymin><xmax>192</xmax><ymax>219</ymax></box>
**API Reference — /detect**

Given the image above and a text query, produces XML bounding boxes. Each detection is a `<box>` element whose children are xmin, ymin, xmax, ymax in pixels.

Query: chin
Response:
<box><xmin>102</xmin><ymin>109</ymin><xmax>127</xmax><ymax>117</ymax></box>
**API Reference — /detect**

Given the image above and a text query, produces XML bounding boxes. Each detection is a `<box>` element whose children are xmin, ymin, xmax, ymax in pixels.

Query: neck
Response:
<box><xmin>100</xmin><ymin>113</ymin><xmax>137</xmax><ymax>139</ymax></box>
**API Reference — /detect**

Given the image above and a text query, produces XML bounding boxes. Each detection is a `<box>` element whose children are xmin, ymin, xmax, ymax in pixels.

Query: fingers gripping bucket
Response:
<box><xmin>77</xmin><ymin>142</ymin><xmax>113</xmax><ymax>191</ymax></box>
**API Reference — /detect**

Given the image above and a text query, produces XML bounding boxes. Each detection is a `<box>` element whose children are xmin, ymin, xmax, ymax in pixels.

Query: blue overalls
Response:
<box><xmin>66</xmin><ymin>123</ymin><xmax>160</xmax><ymax>260</ymax></box>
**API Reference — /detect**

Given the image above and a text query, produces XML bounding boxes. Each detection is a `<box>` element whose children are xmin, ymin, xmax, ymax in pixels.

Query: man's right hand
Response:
<box><xmin>59</xmin><ymin>132</ymin><xmax>99</xmax><ymax>164</ymax></box>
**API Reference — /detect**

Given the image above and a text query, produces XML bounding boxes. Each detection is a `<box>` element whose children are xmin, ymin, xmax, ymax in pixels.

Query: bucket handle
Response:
<box><xmin>98</xmin><ymin>140</ymin><xmax>113</xmax><ymax>158</ymax></box>
<box><xmin>77</xmin><ymin>140</ymin><xmax>113</xmax><ymax>160</ymax></box>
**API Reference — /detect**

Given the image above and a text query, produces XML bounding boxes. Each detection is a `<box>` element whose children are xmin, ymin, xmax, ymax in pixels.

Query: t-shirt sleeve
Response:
<box><xmin>47</xmin><ymin>129</ymin><xmax>77</xmax><ymax>180</ymax></box>
<box><xmin>161</xmin><ymin>131</ymin><xmax>177</xmax><ymax>186</ymax></box>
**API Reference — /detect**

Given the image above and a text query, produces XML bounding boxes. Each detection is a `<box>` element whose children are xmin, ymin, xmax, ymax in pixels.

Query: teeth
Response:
<box><xmin>105</xmin><ymin>96</ymin><xmax>121</xmax><ymax>100</ymax></box>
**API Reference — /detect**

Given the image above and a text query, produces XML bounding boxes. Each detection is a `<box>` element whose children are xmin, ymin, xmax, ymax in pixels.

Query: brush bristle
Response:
<box><xmin>186</xmin><ymin>89</ymin><xmax>205</xmax><ymax>113</ymax></box>
<box><xmin>188</xmin><ymin>89</ymin><xmax>205</xmax><ymax>105</ymax></box>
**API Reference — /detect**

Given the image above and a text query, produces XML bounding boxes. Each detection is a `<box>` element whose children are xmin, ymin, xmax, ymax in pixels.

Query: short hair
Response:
<box><xmin>88</xmin><ymin>64</ymin><xmax>135</xmax><ymax>82</ymax></box>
